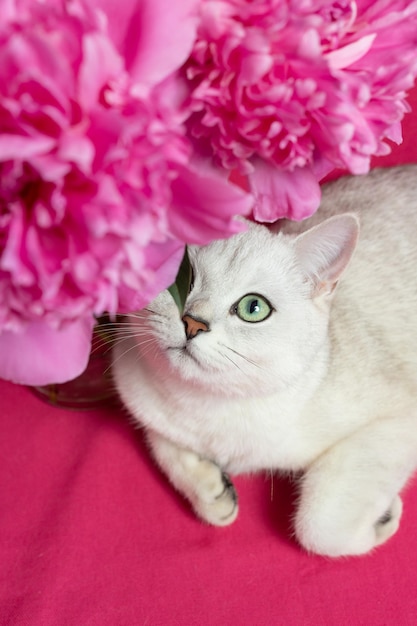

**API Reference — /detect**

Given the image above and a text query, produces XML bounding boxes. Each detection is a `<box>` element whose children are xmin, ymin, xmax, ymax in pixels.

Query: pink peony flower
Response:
<box><xmin>0</xmin><ymin>0</ymin><xmax>252</xmax><ymax>385</ymax></box>
<box><xmin>185</xmin><ymin>0</ymin><xmax>417</xmax><ymax>221</ymax></box>
<box><xmin>2</xmin><ymin>0</ymin><xmax>416</xmax><ymax>387</ymax></box>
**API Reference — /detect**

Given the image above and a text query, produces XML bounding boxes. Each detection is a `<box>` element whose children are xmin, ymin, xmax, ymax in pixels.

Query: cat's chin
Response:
<box><xmin>165</xmin><ymin>345</ymin><xmax>284</xmax><ymax>398</ymax></box>
<box><xmin>168</xmin><ymin>344</ymin><xmax>223</xmax><ymax>380</ymax></box>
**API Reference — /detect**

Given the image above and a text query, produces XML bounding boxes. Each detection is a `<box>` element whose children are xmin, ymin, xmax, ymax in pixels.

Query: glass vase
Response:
<box><xmin>31</xmin><ymin>316</ymin><xmax>119</xmax><ymax>409</ymax></box>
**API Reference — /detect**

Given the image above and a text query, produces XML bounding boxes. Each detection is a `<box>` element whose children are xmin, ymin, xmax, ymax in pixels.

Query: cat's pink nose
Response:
<box><xmin>182</xmin><ymin>314</ymin><xmax>210</xmax><ymax>340</ymax></box>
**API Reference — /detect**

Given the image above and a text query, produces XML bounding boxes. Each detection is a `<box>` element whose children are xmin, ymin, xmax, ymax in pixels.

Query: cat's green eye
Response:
<box><xmin>233</xmin><ymin>294</ymin><xmax>273</xmax><ymax>323</ymax></box>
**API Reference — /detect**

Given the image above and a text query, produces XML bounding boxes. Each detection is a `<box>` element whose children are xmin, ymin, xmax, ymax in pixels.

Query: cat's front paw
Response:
<box><xmin>192</xmin><ymin>462</ymin><xmax>238</xmax><ymax>527</ymax></box>
<box><xmin>295</xmin><ymin>494</ymin><xmax>403</xmax><ymax>557</ymax></box>
<box><xmin>374</xmin><ymin>495</ymin><xmax>403</xmax><ymax>547</ymax></box>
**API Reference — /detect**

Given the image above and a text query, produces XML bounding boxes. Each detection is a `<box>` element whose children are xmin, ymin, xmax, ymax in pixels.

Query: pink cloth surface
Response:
<box><xmin>1</xmin><ymin>88</ymin><xmax>417</xmax><ymax>626</ymax></box>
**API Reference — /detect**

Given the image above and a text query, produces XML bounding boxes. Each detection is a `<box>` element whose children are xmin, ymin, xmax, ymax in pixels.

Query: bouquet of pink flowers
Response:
<box><xmin>1</xmin><ymin>0</ymin><xmax>417</xmax><ymax>386</ymax></box>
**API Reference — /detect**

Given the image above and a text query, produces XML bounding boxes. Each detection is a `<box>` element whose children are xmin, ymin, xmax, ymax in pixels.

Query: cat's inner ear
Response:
<box><xmin>294</xmin><ymin>213</ymin><xmax>359</xmax><ymax>298</ymax></box>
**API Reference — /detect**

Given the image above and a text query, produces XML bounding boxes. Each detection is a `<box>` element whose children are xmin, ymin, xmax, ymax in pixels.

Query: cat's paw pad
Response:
<box><xmin>193</xmin><ymin>463</ymin><xmax>238</xmax><ymax>527</ymax></box>
<box><xmin>374</xmin><ymin>495</ymin><xmax>403</xmax><ymax>546</ymax></box>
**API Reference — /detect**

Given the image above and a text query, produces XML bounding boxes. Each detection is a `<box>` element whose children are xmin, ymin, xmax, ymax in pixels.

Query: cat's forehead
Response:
<box><xmin>189</xmin><ymin>223</ymin><xmax>297</xmax><ymax>290</ymax></box>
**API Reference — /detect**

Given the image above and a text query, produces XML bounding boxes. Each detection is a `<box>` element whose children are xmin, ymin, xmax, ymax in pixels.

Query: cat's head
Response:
<box><xmin>132</xmin><ymin>215</ymin><xmax>358</xmax><ymax>398</ymax></box>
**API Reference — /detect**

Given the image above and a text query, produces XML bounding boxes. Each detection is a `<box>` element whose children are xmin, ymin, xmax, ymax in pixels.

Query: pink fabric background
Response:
<box><xmin>1</xmin><ymin>87</ymin><xmax>417</xmax><ymax>625</ymax></box>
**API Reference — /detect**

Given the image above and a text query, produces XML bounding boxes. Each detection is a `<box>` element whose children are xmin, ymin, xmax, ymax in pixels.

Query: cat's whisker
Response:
<box><xmin>96</xmin><ymin>327</ymin><xmax>151</xmax><ymax>338</ymax></box>
<box><xmin>220</xmin><ymin>351</ymin><xmax>244</xmax><ymax>372</ymax></box>
<box><xmin>90</xmin><ymin>331</ymin><xmax>151</xmax><ymax>352</ymax></box>
<box><xmin>219</xmin><ymin>343</ymin><xmax>264</xmax><ymax>370</ymax></box>
<box><xmin>104</xmin><ymin>318</ymin><xmax>164</xmax><ymax>330</ymax></box>
<box><xmin>99</xmin><ymin>324</ymin><xmax>158</xmax><ymax>347</ymax></box>
<box><xmin>95</xmin><ymin>320</ymin><xmax>150</xmax><ymax>331</ymax></box>
<box><xmin>119</xmin><ymin>309</ymin><xmax>159</xmax><ymax>319</ymax></box>
<box><xmin>110</xmin><ymin>336</ymin><xmax>157</xmax><ymax>369</ymax></box>
<box><xmin>118</xmin><ymin>307</ymin><xmax>158</xmax><ymax>316</ymax></box>
<box><xmin>103</xmin><ymin>338</ymin><xmax>157</xmax><ymax>376</ymax></box>
<box><xmin>137</xmin><ymin>342</ymin><xmax>159</xmax><ymax>360</ymax></box>
<box><xmin>119</xmin><ymin>335</ymin><xmax>157</xmax><ymax>351</ymax></box>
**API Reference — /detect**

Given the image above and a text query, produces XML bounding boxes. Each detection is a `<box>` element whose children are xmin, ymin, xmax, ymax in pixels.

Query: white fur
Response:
<box><xmin>113</xmin><ymin>165</ymin><xmax>417</xmax><ymax>557</ymax></box>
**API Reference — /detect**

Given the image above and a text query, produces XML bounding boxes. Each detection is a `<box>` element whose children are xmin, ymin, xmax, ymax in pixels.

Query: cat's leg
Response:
<box><xmin>146</xmin><ymin>430</ymin><xmax>238</xmax><ymax>526</ymax></box>
<box><xmin>295</xmin><ymin>415</ymin><xmax>417</xmax><ymax>557</ymax></box>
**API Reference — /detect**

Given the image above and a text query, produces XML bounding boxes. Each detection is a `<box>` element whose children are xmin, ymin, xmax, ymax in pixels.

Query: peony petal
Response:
<box><xmin>169</xmin><ymin>165</ymin><xmax>253</xmax><ymax>244</ymax></box>
<box><xmin>0</xmin><ymin>134</ymin><xmax>55</xmax><ymax>160</ymax></box>
<box><xmin>326</xmin><ymin>34</ymin><xmax>377</xmax><ymax>71</ymax></box>
<box><xmin>0</xmin><ymin>317</ymin><xmax>95</xmax><ymax>385</ymax></box>
<box><xmin>93</xmin><ymin>0</ymin><xmax>198</xmax><ymax>86</ymax></box>
<box><xmin>78</xmin><ymin>32</ymin><xmax>124</xmax><ymax>111</ymax></box>
<box><xmin>118</xmin><ymin>239</ymin><xmax>185</xmax><ymax>312</ymax></box>
<box><xmin>185</xmin><ymin>0</ymin><xmax>417</xmax><ymax>195</ymax></box>
<box><xmin>249</xmin><ymin>159</ymin><xmax>322</xmax><ymax>222</ymax></box>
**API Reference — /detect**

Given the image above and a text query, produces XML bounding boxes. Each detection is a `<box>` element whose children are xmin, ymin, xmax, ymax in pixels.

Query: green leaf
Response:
<box><xmin>168</xmin><ymin>247</ymin><xmax>191</xmax><ymax>314</ymax></box>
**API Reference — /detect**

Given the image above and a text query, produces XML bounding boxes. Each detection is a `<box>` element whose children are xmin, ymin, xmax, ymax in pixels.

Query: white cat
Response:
<box><xmin>112</xmin><ymin>165</ymin><xmax>417</xmax><ymax>557</ymax></box>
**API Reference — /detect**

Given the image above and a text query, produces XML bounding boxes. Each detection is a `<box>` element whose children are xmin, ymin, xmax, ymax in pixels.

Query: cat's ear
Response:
<box><xmin>294</xmin><ymin>214</ymin><xmax>359</xmax><ymax>298</ymax></box>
